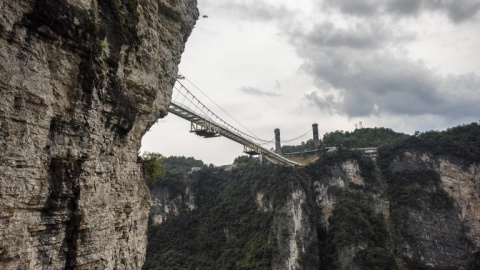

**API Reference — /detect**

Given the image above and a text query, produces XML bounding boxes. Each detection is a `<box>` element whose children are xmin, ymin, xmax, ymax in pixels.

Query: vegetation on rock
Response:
<box><xmin>144</xmin><ymin>122</ymin><xmax>480</xmax><ymax>269</ymax></box>
<box><xmin>322</xmin><ymin>127</ymin><xmax>409</xmax><ymax>148</ymax></box>
<box><xmin>141</xmin><ymin>152</ymin><xmax>166</xmax><ymax>186</ymax></box>
<box><xmin>379</xmin><ymin>122</ymin><xmax>480</xmax><ymax>168</ymax></box>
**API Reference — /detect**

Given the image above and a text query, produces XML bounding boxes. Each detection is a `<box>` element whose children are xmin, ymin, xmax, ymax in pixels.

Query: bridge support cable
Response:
<box><xmin>179</xmin><ymin>75</ymin><xmax>261</xmax><ymax>139</ymax></box>
<box><xmin>171</xmin><ymin>83</ymin><xmax>275</xmax><ymax>145</ymax></box>
<box><xmin>175</xmin><ymin>77</ymin><xmax>315</xmax><ymax>146</ymax></box>
<box><xmin>168</xmin><ymin>102</ymin><xmax>299</xmax><ymax>167</ymax></box>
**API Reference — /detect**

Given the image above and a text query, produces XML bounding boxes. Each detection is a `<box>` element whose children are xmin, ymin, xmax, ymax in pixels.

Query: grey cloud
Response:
<box><xmin>290</xmin><ymin>21</ymin><xmax>415</xmax><ymax>55</ymax></box>
<box><xmin>239</xmin><ymin>87</ymin><xmax>281</xmax><ymax>97</ymax></box>
<box><xmin>302</xmin><ymin>48</ymin><xmax>480</xmax><ymax>118</ymax></box>
<box><xmin>342</xmin><ymin>89</ymin><xmax>377</xmax><ymax>116</ymax></box>
<box><xmin>387</xmin><ymin>0</ymin><xmax>422</xmax><ymax>16</ymax></box>
<box><xmin>323</xmin><ymin>0</ymin><xmax>480</xmax><ymax>23</ymax></box>
<box><xmin>291</xmin><ymin>11</ymin><xmax>480</xmax><ymax>120</ymax></box>
<box><xmin>437</xmin><ymin>73</ymin><xmax>480</xmax><ymax>116</ymax></box>
<box><xmin>199</xmin><ymin>0</ymin><xmax>480</xmax><ymax>121</ymax></box>
<box><xmin>201</xmin><ymin>0</ymin><xmax>289</xmax><ymax>22</ymax></box>
<box><xmin>322</xmin><ymin>0</ymin><xmax>379</xmax><ymax>16</ymax></box>
<box><xmin>443</xmin><ymin>1</ymin><xmax>480</xmax><ymax>23</ymax></box>
<box><xmin>305</xmin><ymin>92</ymin><xmax>338</xmax><ymax>114</ymax></box>
<box><xmin>304</xmin><ymin>22</ymin><xmax>390</xmax><ymax>50</ymax></box>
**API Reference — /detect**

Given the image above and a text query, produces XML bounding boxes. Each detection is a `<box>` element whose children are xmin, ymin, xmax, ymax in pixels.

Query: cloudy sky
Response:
<box><xmin>141</xmin><ymin>0</ymin><xmax>480</xmax><ymax>165</ymax></box>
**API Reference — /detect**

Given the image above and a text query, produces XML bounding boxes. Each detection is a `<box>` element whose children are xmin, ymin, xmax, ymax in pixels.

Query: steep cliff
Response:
<box><xmin>146</xmin><ymin>124</ymin><xmax>480</xmax><ymax>269</ymax></box>
<box><xmin>0</xmin><ymin>0</ymin><xmax>197</xmax><ymax>269</ymax></box>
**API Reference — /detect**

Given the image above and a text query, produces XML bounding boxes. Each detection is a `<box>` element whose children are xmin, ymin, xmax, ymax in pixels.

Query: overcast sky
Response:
<box><xmin>141</xmin><ymin>0</ymin><xmax>480</xmax><ymax>165</ymax></box>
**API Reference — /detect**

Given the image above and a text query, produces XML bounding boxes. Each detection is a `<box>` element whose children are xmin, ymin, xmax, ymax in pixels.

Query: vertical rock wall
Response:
<box><xmin>145</xmin><ymin>152</ymin><xmax>480</xmax><ymax>269</ymax></box>
<box><xmin>0</xmin><ymin>0</ymin><xmax>198</xmax><ymax>269</ymax></box>
<box><xmin>389</xmin><ymin>152</ymin><xmax>480</xmax><ymax>267</ymax></box>
<box><xmin>274</xmin><ymin>188</ymin><xmax>317</xmax><ymax>270</ymax></box>
<box><xmin>309</xmin><ymin>154</ymin><xmax>478</xmax><ymax>269</ymax></box>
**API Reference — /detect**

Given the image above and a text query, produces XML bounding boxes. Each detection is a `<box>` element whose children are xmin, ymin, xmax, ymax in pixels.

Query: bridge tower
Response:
<box><xmin>312</xmin><ymin>123</ymin><xmax>320</xmax><ymax>150</ymax></box>
<box><xmin>274</xmin><ymin>128</ymin><xmax>282</xmax><ymax>154</ymax></box>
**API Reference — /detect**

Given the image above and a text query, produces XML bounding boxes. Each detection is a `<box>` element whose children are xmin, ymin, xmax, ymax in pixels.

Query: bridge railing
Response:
<box><xmin>169</xmin><ymin>82</ymin><xmax>299</xmax><ymax>166</ymax></box>
<box><xmin>172</xmin><ymin>82</ymin><xmax>274</xmax><ymax>145</ymax></box>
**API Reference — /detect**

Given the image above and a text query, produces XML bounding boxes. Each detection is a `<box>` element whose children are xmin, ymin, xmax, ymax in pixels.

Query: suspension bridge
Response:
<box><xmin>168</xmin><ymin>78</ymin><xmax>320</xmax><ymax>167</ymax></box>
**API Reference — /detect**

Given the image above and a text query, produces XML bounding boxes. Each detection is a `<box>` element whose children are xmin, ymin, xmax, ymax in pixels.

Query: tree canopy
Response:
<box><xmin>323</xmin><ymin>127</ymin><xmax>409</xmax><ymax>148</ymax></box>
<box><xmin>141</xmin><ymin>152</ymin><xmax>166</xmax><ymax>186</ymax></box>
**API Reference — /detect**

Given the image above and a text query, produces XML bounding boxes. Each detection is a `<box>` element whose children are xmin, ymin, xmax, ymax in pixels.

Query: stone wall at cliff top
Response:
<box><xmin>0</xmin><ymin>0</ymin><xmax>197</xmax><ymax>269</ymax></box>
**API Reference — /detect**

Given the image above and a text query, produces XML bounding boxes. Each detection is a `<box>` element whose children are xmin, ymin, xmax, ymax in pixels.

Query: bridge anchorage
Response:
<box><xmin>168</xmin><ymin>79</ymin><xmax>322</xmax><ymax>166</ymax></box>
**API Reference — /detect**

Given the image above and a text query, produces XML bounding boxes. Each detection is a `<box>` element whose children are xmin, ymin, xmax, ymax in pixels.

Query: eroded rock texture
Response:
<box><xmin>389</xmin><ymin>152</ymin><xmax>480</xmax><ymax>268</ymax></box>
<box><xmin>0</xmin><ymin>0</ymin><xmax>197</xmax><ymax>269</ymax></box>
<box><xmin>146</xmin><ymin>151</ymin><xmax>480</xmax><ymax>269</ymax></box>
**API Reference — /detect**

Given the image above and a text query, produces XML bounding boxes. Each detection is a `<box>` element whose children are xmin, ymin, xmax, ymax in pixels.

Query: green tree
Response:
<box><xmin>162</xmin><ymin>156</ymin><xmax>205</xmax><ymax>175</ymax></box>
<box><xmin>233</xmin><ymin>155</ymin><xmax>259</xmax><ymax>166</ymax></box>
<box><xmin>142</xmin><ymin>152</ymin><xmax>166</xmax><ymax>186</ymax></box>
<box><xmin>323</xmin><ymin>127</ymin><xmax>409</xmax><ymax>148</ymax></box>
<box><xmin>281</xmin><ymin>139</ymin><xmax>317</xmax><ymax>154</ymax></box>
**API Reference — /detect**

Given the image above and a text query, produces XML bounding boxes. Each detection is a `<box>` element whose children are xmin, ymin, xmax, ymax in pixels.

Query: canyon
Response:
<box><xmin>146</xmin><ymin>139</ymin><xmax>480</xmax><ymax>269</ymax></box>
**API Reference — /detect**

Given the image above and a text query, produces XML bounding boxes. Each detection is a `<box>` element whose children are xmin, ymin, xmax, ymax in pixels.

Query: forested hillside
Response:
<box><xmin>144</xmin><ymin>123</ymin><xmax>480</xmax><ymax>269</ymax></box>
<box><xmin>281</xmin><ymin>127</ymin><xmax>408</xmax><ymax>154</ymax></box>
<box><xmin>322</xmin><ymin>127</ymin><xmax>409</xmax><ymax>148</ymax></box>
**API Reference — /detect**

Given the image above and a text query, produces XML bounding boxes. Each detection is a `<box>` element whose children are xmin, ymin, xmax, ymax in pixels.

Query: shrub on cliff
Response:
<box><xmin>141</xmin><ymin>152</ymin><xmax>166</xmax><ymax>186</ymax></box>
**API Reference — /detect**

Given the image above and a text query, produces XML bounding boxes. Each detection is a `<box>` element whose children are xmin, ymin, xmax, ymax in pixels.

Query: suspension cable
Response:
<box><xmin>280</xmin><ymin>129</ymin><xmax>311</xmax><ymax>144</ymax></box>
<box><xmin>179</xmin><ymin>74</ymin><xmax>260</xmax><ymax>139</ymax></box>
<box><xmin>174</xmin><ymin>75</ymin><xmax>315</xmax><ymax>146</ymax></box>
<box><xmin>173</xmin><ymin>82</ymin><xmax>274</xmax><ymax>144</ymax></box>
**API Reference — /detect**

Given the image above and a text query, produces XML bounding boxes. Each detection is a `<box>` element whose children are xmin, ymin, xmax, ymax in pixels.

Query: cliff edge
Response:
<box><xmin>0</xmin><ymin>0</ymin><xmax>197</xmax><ymax>268</ymax></box>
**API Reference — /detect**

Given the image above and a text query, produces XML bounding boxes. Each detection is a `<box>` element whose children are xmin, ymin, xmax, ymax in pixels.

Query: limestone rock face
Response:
<box><xmin>386</xmin><ymin>151</ymin><xmax>478</xmax><ymax>269</ymax></box>
<box><xmin>0</xmin><ymin>0</ymin><xmax>197</xmax><ymax>269</ymax></box>
<box><xmin>396</xmin><ymin>153</ymin><xmax>480</xmax><ymax>257</ymax></box>
<box><xmin>312</xmin><ymin>155</ymin><xmax>478</xmax><ymax>269</ymax></box>
<box><xmin>150</xmin><ymin>183</ymin><xmax>196</xmax><ymax>226</ymax></box>
<box><xmin>435</xmin><ymin>158</ymin><xmax>480</xmax><ymax>246</ymax></box>
<box><xmin>145</xmin><ymin>151</ymin><xmax>480</xmax><ymax>269</ymax></box>
<box><xmin>274</xmin><ymin>188</ymin><xmax>314</xmax><ymax>270</ymax></box>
